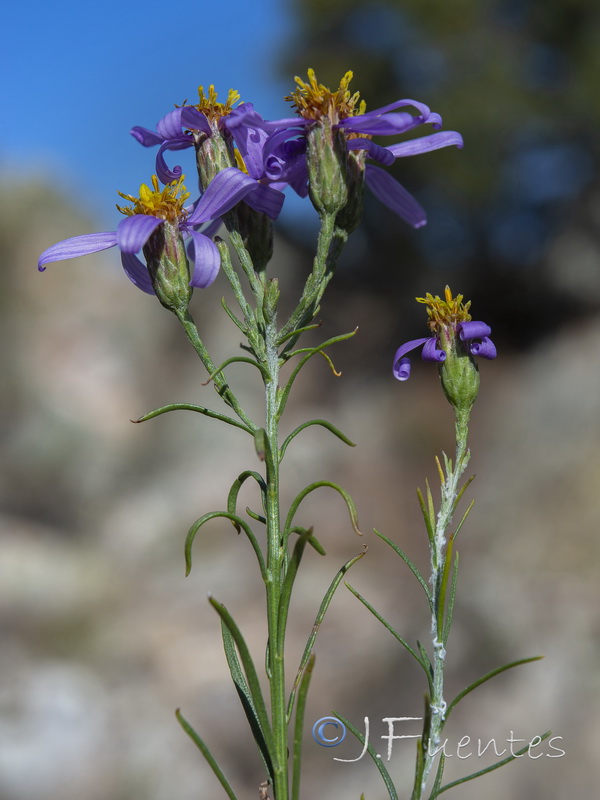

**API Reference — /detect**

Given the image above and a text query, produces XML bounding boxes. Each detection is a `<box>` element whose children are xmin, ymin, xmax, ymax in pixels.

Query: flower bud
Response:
<box><xmin>437</xmin><ymin>325</ymin><xmax>480</xmax><ymax>413</ymax></box>
<box><xmin>142</xmin><ymin>221</ymin><xmax>192</xmax><ymax>314</ymax></box>
<box><xmin>306</xmin><ymin>120</ymin><xmax>349</xmax><ymax>216</ymax></box>
<box><xmin>236</xmin><ymin>202</ymin><xmax>273</xmax><ymax>273</ymax></box>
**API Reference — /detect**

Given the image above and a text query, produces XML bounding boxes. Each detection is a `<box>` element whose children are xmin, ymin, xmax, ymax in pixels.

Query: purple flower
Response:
<box><xmin>263</xmin><ymin>69</ymin><xmax>464</xmax><ymax>227</ymax></box>
<box><xmin>38</xmin><ymin>168</ymin><xmax>260</xmax><ymax>293</ymax></box>
<box><xmin>393</xmin><ymin>288</ymin><xmax>497</xmax><ymax>381</ymax></box>
<box><xmin>130</xmin><ymin>87</ymin><xmax>285</xmax><ymax>220</ymax></box>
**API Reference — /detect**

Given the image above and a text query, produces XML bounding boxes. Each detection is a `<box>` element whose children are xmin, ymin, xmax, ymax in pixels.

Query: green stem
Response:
<box><xmin>175</xmin><ymin>309</ymin><xmax>254</xmax><ymax>430</ymax></box>
<box><xmin>263</xmin><ymin>317</ymin><xmax>288</xmax><ymax>800</ymax></box>
<box><xmin>413</xmin><ymin>407</ymin><xmax>471</xmax><ymax>800</ymax></box>
<box><xmin>279</xmin><ymin>212</ymin><xmax>347</xmax><ymax>351</ymax></box>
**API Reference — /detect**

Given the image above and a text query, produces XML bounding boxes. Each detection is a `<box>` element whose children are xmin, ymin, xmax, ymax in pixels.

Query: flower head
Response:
<box><xmin>393</xmin><ymin>287</ymin><xmax>496</xmax><ymax>411</ymax></box>
<box><xmin>130</xmin><ymin>86</ymin><xmax>285</xmax><ymax>220</ymax></box>
<box><xmin>285</xmin><ymin>68</ymin><xmax>366</xmax><ymax>125</ymax></box>
<box><xmin>38</xmin><ymin>168</ymin><xmax>260</xmax><ymax>306</ymax></box>
<box><xmin>264</xmin><ymin>69</ymin><xmax>463</xmax><ymax>227</ymax></box>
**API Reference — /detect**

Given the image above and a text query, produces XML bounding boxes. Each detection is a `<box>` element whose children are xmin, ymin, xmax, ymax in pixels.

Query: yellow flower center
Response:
<box><xmin>194</xmin><ymin>85</ymin><xmax>241</xmax><ymax>123</ymax></box>
<box><xmin>285</xmin><ymin>68</ymin><xmax>366</xmax><ymax>125</ymax></box>
<box><xmin>417</xmin><ymin>286</ymin><xmax>472</xmax><ymax>332</ymax></box>
<box><xmin>116</xmin><ymin>175</ymin><xmax>190</xmax><ymax>223</ymax></box>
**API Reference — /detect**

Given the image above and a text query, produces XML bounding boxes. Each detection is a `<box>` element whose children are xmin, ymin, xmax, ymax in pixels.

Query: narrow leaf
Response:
<box><xmin>279</xmin><ymin>419</ymin><xmax>356</xmax><ymax>461</ymax></box>
<box><xmin>435</xmin><ymin>732</ymin><xmax>552</xmax><ymax>795</ymax></box>
<box><xmin>133</xmin><ymin>402</ymin><xmax>253</xmax><ymax>435</ymax></box>
<box><xmin>446</xmin><ymin>656</ymin><xmax>544</xmax><ymax>720</ymax></box>
<box><xmin>334</xmin><ymin>712</ymin><xmax>398</xmax><ymax>800</ymax></box>
<box><xmin>175</xmin><ymin>708</ymin><xmax>239</xmax><ymax>800</ymax></box>
<box><xmin>185</xmin><ymin>511</ymin><xmax>265</xmax><ymax>579</ymax></box>
<box><xmin>208</xmin><ymin>596</ymin><xmax>274</xmax><ymax>758</ymax></box>
<box><xmin>452</xmin><ymin>500</ymin><xmax>474</xmax><ymax>541</ymax></box>
<box><xmin>227</xmin><ymin>470</ymin><xmax>267</xmax><ymax>526</ymax></box>
<box><xmin>287</xmin><ymin>548</ymin><xmax>366</xmax><ymax>717</ymax></box>
<box><xmin>346</xmin><ymin>582</ymin><xmax>432</xmax><ymax>688</ymax></box>
<box><xmin>284</xmin><ymin>480</ymin><xmax>362</xmax><ymax>540</ymax></box>
<box><xmin>291</xmin><ymin>654</ymin><xmax>315</xmax><ymax>800</ymax></box>
<box><xmin>374</xmin><ymin>529</ymin><xmax>432</xmax><ymax>611</ymax></box>
<box><xmin>417</xmin><ymin>487</ymin><xmax>435</xmax><ymax>544</ymax></box>
<box><xmin>221</xmin><ymin>621</ymin><xmax>274</xmax><ymax>781</ymax></box>
<box><xmin>442</xmin><ymin>553</ymin><xmax>459</xmax><ymax>646</ymax></box>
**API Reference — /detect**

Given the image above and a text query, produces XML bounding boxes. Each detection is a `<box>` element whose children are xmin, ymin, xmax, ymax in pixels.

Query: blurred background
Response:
<box><xmin>2</xmin><ymin>0</ymin><xmax>599</xmax><ymax>798</ymax></box>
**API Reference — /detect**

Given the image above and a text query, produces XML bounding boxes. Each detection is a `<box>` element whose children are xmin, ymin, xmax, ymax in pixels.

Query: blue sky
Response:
<box><xmin>2</xmin><ymin>0</ymin><xmax>298</xmax><ymax>226</ymax></box>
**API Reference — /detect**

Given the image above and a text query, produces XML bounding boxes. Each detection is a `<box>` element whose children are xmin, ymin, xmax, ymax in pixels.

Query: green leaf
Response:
<box><xmin>373</xmin><ymin>529</ymin><xmax>433</xmax><ymax>612</ymax></box>
<box><xmin>185</xmin><ymin>511</ymin><xmax>266</xmax><ymax>579</ymax></box>
<box><xmin>284</xmin><ymin>480</ymin><xmax>362</xmax><ymax>541</ymax></box>
<box><xmin>279</xmin><ymin>419</ymin><xmax>356</xmax><ymax>461</ymax></box>
<box><xmin>436</xmin><ymin>535</ymin><xmax>455</xmax><ymax>636</ymax></box>
<box><xmin>345</xmin><ymin>582</ymin><xmax>432</xmax><ymax>690</ymax></box>
<box><xmin>227</xmin><ymin>471</ymin><xmax>267</xmax><ymax>527</ymax></box>
<box><xmin>427</xmin><ymin>753</ymin><xmax>446</xmax><ymax>800</ymax></box>
<box><xmin>452</xmin><ymin>474</ymin><xmax>475</xmax><ymax>514</ymax></box>
<box><xmin>221</xmin><ymin>621</ymin><xmax>274</xmax><ymax>782</ymax></box>
<box><xmin>287</xmin><ymin>548</ymin><xmax>366</xmax><ymax>718</ymax></box>
<box><xmin>452</xmin><ymin>500</ymin><xmax>474</xmax><ymax>542</ymax></box>
<box><xmin>334</xmin><ymin>712</ymin><xmax>398</xmax><ymax>800</ymax></box>
<box><xmin>277</xmin><ymin>329</ymin><xmax>358</xmax><ymax>418</ymax></box>
<box><xmin>433</xmin><ymin>731</ymin><xmax>552</xmax><ymax>796</ymax></box>
<box><xmin>276</xmin><ymin>322</ymin><xmax>322</xmax><ymax>347</ymax></box>
<box><xmin>291</xmin><ymin>654</ymin><xmax>315</xmax><ymax>800</ymax></box>
<box><xmin>203</xmin><ymin>356</ymin><xmax>271</xmax><ymax>384</ymax></box>
<box><xmin>208</xmin><ymin>597</ymin><xmax>275</xmax><ymax>760</ymax></box>
<box><xmin>446</xmin><ymin>656</ymin><xmax>544</xmax><ymax>720</ymax></box>
<box><xmin>133</xmin><ymin>402</ymin><xmax>254</xmax><ymax>435</ymax></box>
<box><xmin>278</xmin><ymin>530</ymin><xmax>315</xmax><ymax>650</ymax></box>
<box><xmin>175</xmin><ymin>708</ymin><xmax>239</xmax><ymax>800</ymax></box>
<box><xmin>442</xmin><ymin>553</ymin><xmax>459</xmax><ymax>646</ymax></box>
<box><xmin>417</xmin><ymin>487</ymin><xmax>435</xmax><ymax>544</ymax></box>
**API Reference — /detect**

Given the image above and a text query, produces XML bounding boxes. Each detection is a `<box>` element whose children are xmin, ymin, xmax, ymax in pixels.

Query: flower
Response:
<box><xmin>130</xmin><ymin>86</ymin><xmax>285</xmax><ymax>220</ymax></box>
<box><xmin>38</xmin><ymin>168</ymin><xmax>260</xmax><ymax>294</ymax></box>
<box><xmin>393</xmin><ymin>287</ymin><xmax>496</xmax><ymax>384</ymax></box>
<box><xmin>263</xmin><ymin>69</ymin><xmax>464</xmax><ymax>227</ymax></box>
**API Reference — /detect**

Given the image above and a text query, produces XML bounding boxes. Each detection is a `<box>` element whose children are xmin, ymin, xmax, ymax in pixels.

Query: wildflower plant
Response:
<box><xmin>38</xmin><ymin>71</ymin><xmax>546</xmax><ymax>800</ymax></box>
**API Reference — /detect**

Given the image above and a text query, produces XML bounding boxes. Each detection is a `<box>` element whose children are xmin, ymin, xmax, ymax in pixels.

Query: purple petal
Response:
<box><xmin>156</xmin><ymin>108</ymin><xmax>186</xmax><ymax>140</ymax></box>
<box><xmin>422</xmin><ymin>336</ymin><xmax>446</xmax><ymax>362</ymax></box>
<box><xmin>225</xmin><ymin>102</ymin><xmax>265</xmax><ymax>132</ymax></box>
<box><xmin>458</xmin><ymin>321</ymin><xmax>492</xmax><ymax>341</ymax></box>
<box><xmin>243</xmin><ymin>183</ymin><xmax>285</xmax><ymax>219</ymax></box>
<box><xmin>187</xmin><ymin>168</ymin><xmax>258</xmax><ymax>226</ymax></box>
<box><xmin>130</xmin><ymin>126</ymin><xmax>163</xmax><ymax>147</ymax></box>
<box><xmin>365</xmin><ymin>165</ymin><xmax>427</xmax><ymax>228</ymax></box>
<box><xmin>393</xmin><ymin>356</ymin><xmax>412</xmax><ymax>381</ymax></box>
<box><xmin>387</xmin><ymin>131</ymin><xmax>464</xmax><ymax>159</ymax></box>
<box><xmin>120</xmin><ymin>251</ymin><xmax>155</xmax><ymax>295</ymax></box>
<box><xmin>231</xmin><ymin>124</ymin><xmax>269</xmax><ymax>180</ymax></box>
<box><xmin>259</xmin><ymin>117</ymin><xmax>312</xmax><ymax>132</ymax></box>
<box><xmin>116</xmin><ymin>215</ymin><xmax>163</xmax><ymax>253</ymax></box>
<box><xmin>469</xmin><ymin>337</ymin><xmax>497</xmax><ymax>359</ymax></box>
<box><xmin>38</xmin><ymin>231</ymin><xmax>117</xmax><ymax>269</ymax></box>
<box><xmin>188</xmin><ymin>231</ymin><xmax>220</xmax><ymax>288</ymax></box>
<box><xmin>155</xmin><ymin>138</ymin><xmax>193</xmax><ymax>184</ymax></box>
<box><xmin>347</xmin><ymin>138</ymin><xmax>395</xmax><ymax>166</ymax></box>
<box><xmin>180</xmin><ymin>106</ymin><xmax>211</xmax><ymax>135</ymax></box>
<box><xmin>393</xmin><ymin>337</ymin><xmax>430</xmax><ymax>362</ymax></box>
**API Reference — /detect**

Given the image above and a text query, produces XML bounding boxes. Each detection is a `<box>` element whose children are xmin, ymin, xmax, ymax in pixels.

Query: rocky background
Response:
<box><xmin>3</xmin><ymin>0</ymin><xmax>600</xmax><ymax>797</ymax></box>
<box><xmin>1</xmin><ymin>172</ymin><xmax>598</xmax><ymax>800</ymax></box>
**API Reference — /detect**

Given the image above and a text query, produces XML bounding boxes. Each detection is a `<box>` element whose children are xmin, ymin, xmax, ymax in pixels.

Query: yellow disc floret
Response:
<box><xmin>285</xmin><ymin>68</ymin><xmax>366</xmax><ymax>124</ymax></box>
<box><xmin>194</xmin><ymin>85</ymin><xmax>241</xmax><ymax>123</ymax></box>
<box><xmin>417</xmin><ymin>286</ymin><xmax>472</xmax><ymax>332</ymax></box>
<box><xmin>116</xmin><ymin>175</ymin><xmax>190</xmax><ymax>223</ymax></box>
